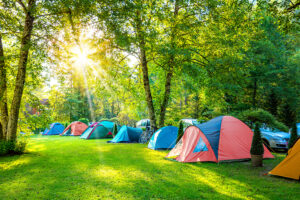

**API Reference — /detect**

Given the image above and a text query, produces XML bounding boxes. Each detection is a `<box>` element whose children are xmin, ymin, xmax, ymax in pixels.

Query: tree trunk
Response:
<box><xmin>136</xmin><ymin>10</ymin><xmax>157</xmax><ymax>131</ymax></box>
<box><xmin>6</xmin><ymin>1</ymin><xmax>36</xmax><ymax>141</ymax></box>
<box><xmin>0</xmin><ymin>34</ymin><xmax>8</xmax><ymax>140</ymax></box>
<box><xmin>159</xmin><ymin>68</ymin><xmax>174</xmax><ymax>127</ymax></box>
<box><xmin>158</xmin><ymin>0</ymin><xmax>180</xmax><ymax>128</ymax></box>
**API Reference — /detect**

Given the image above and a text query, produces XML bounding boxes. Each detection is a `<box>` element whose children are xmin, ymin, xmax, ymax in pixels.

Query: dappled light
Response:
<box><xmin>2</xmin><ymin>136</ymin><xmax>299</xmax><ymax>199</ymax></box>
<box><xmin>0</xmin><ymin>0</ymin><xmax>299</xmax><ymax>199</ymax></box>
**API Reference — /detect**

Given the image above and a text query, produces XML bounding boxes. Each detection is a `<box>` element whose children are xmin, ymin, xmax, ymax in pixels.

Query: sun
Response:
<box><xmin>70</xmin><ymin>44</ymin><xmax>94</xmax><ymax>69</ymax></box>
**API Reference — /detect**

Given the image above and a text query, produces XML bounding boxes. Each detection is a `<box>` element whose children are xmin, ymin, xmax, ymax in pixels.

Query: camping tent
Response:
<box><xmin>167</xmin><ymin>116</ymin><xmax>274</xmax><ymax>162</ymax></box>
<box><xmin>80</xmin><ymin>121</ymin><xmax>117</xmax><ymax>139</ymax></box>
<box><xmin>42</xmin><ymin>128</ymin><xmax>49</xmax><ymax>135</ymax></box>
<box><xmin>148</xmin><ymin>126</ymin><xmax>178</xmax><ymax>150</ymax></box>
<box><xmin>269</xmin><ymin>138</ymin><xmax>300</xmax><ymax>180</ymax></box>
<box><xmin>42</xmin><ymin>123</ymin><xmax>65</xmax><ymax>135</ymax></box>
<box><xmin>108</xmin><ymin>126</ymin><xmax>143</xmax><ymax>143</ymax></box>
<box><xmin>61</xmin><ymin>121</ymin><xmax>88</xmax><ymax>136</ymax></box>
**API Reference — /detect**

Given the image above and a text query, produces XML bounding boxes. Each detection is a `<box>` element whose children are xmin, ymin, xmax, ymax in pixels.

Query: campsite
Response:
<box><xmin>0</xmin><ymin>1</ymin><xmax>300</xmax><ymax>200</ymax></box>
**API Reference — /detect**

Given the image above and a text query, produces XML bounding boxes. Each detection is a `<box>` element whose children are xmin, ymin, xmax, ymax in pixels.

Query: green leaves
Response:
<box><xmin>250</xmin><ymin>123</ymin><xmax>264</xmax><ymax>155</ymax></box>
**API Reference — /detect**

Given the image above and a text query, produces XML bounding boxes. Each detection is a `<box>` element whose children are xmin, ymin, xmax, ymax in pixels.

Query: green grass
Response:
<box><xmin>0</xmin><ymin>136</ymin><xmax>299</xmax><ymax>200</ymax></box>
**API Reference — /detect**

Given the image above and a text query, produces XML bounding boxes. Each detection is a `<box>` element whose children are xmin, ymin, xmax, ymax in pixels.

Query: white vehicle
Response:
<box><xmin>181</xmin><ymin>118</ymin><xmax>199</xmax><ymax>126</ymax></box>
<box><xmin>136</xmin><ymin>119</ymin><xmax>150</xmax><ymax>130</ymax></box>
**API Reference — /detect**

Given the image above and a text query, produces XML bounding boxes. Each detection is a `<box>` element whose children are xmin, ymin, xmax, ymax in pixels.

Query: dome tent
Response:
<box><xmin>42</xmin><ymin>128</ymin><xmax>49</xmax><ymax>135</ymax></box>
<box><xmin>108</xmin><ymin>126</ymin><xmax>143</xmax><ymax>143</ymax></box>
<box><xmin>167</xmin><ymin>116</ymin><xmax>274</xmax><ymax>163</ymax></box>
<box><xmin>148</xmin><ymin>126</ymin><xmax>178</xmax><ymax>150</ymax></box>
<box><xmin>269</xmin><ymin>138</ymin><xmax>300</xmax><ymax>180</ymax></box>
<box><xmin>42</xmin><ymin>123</ymin><xmax>65</xmax><ymax>135</ymax></box>
<box><xmin>61</xmin><ymin>121</ymin><xmax>88</xmax><ymax>136</ymax></box>
<box><xmin>80</xmin><ymin>121</ymin><xmax>119</xmax><ymax>139</ymax></box>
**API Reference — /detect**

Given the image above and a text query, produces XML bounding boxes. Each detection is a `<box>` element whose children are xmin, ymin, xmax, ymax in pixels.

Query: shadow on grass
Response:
<box><xmin>0</xmin><ymin>136</ymin><xmax>299</xmax><ymax>200</ymax></box>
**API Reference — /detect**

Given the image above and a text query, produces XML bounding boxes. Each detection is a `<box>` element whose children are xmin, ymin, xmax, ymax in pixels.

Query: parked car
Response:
<box><xmin>260</xmin><ymin>128</ymin><xmax>290</xmax><ymax>151</ymax></box>
<box><xmin>136</xmin><ymin>119</ymin><xmax>150</xmax><ymax>130</ymax></box>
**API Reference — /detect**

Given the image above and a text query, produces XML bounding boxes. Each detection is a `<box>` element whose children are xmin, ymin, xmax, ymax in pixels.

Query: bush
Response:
<box><xmin>78</xmin><ymin>118</ymin><xmax>89</xmax><ymax>125</ymax></box>
<box><xmin>14</xmin><ymin>140</ymin><xmax>27</xmax><ymax>154</ymax></box>
<box><xmin>288</xmin><ymin>123</ymin><xmax>298</xmax><ymax>149</ymax></box>
<box><xmin>250</xmin><ymin>123</ymin><xmax>264</xmax><ymax>155</ymax></box>
<box><xmin>0</xmin><ymin>140</ymin><xmax>27</xmax><ymax>156</ymax></box>
<box><xmin>237</xmin><ymin>108</ymin><xmax>288</xmax><ymax>132</ymax></box>
<box><xmin>63</xmin><ymin>122</ymin><xmax>70</xmax><ymax>128</ymax></box>
<box><xmin>176</xmin><ymin>120</ymin><xmax>184</xmax><ymax>143</ymax></box>
<box><xmin>112</xmin><ymin>123</ymin><xmax>118</xmax><ymax>137</ymax></box>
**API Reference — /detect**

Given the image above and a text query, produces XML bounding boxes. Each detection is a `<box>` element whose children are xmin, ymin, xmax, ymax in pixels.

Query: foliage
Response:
<box><xmin>112</xmin><ymin>123</ymin><xmax>118</xmax><ymax>138</ymax></box>
<box><xmin>78</xmin><ymin>118</ymin><xmax>89</xmax><ymax>125</ymax></box>
<box><xmin>0</xmin><ymin>138</ymin><xmax>27</xmax><ymax>156</ymax></box>
<box><xmin>237</xmin><ymin>109</ymin><xmax>289</xmax><ymax>132</ymax></box>
<box><xmin>288</xmin><ymin>123</ymin><xmax>299</xmax><ymax>149</ymax></box>
<box><xmin>250</xmin><ymin>124</ymin><xmax>264</xmax><ymax>156</ymax></box>
<box><xmin>176</xmin><ymin>120</ymin><xmax>184</xmax><ymax>143</ymax></box>
<box><xmin>117</xmin><ymin>113</ymin><xmax>136</xmax><ymax>127</ymax></box>
<box><xmin>0</xmin><ymin>0</ymin><xmax>299</xmax><ymax>154</ymax></box>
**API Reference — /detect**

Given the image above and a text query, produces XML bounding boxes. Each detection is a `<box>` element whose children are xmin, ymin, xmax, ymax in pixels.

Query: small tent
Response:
<box><xmin>167</xmin><ymin>116</ymin><xmax>274</xmax><ymax>162</ymax></box>
<box><xmin>80</xmin><ymin>121</ymin><xmax>117</xmax><ymax>139</ymax></box>
<box><xmin>42</xmin><ymin>128</ymin><xmax>49</xmax><ymax>135</ymax></box>
<box><xmin>108</xmin><ymin>126</ymin><xmax>143</xmax><ymax>143</ymax></box>
<box><xmin>42</xmin><ymin>123</ymin><xmax>64</xmax><ymax>135</ymax></box>
<box><xmin>148</xmin><ymin>126</ymin><xmax>178</xmax><ymax>150</ymax></box>
<box><xmin>269</xmin><ymin>138</ymin><xmax>300</xmax><ymax>180</ymax></box>
<box><xmin>61</xmin><ymin>121</ymin><xmax>88</xmax><ymax>136</ymax></box>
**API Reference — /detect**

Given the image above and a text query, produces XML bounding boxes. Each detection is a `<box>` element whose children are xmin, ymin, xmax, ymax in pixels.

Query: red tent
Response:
<box><xmin>61</xmin><ymin>121</ymin><xmax>88</xmax><ymax>136</ymax></box>
<box><xmin>167</xmin><ymin>116</ymin><xmax>274</xmax><ymax>162</ymax></box>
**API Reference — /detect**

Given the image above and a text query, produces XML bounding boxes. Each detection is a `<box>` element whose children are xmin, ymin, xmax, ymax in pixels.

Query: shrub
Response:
<box><xmin>0</xmin><ymin>140</ymin><xmax>8</xmax><ymax>155</ymax></box>
<box><xmin>237</xmin><ymin>108</ymin><xmax>288</xmax><ymax>132</ymax></box>
<box><xmin>14</xmin><ymin>140</ymin><xmax>27</xmax><ymax>154</ymax></box>
<box><xmin>250</xmin><ymin>123</ymin><xmax>264</xmax><ymax>155</ymax></box>
<box><xmin>78</xmin><ymin>118</ymin><xmax>89</xmax><ymax>125</ymax></box>
<box><xmin>0</xmin><ymin>139</ymin><xmax>27</xmax><ymax>156</ymax></box>
<box><xmin>63</xmin><ymin>122</ymin><xmax>70</xmax><ymax>128</ymax></box>
<box><xmin>288</xmin><ymin>123</ymin><xmax>298</xmax><ymax>149</ymax></box>
<box><xmin>176</xmin><ymin>120</ymin><xmax>184</xmax><ymax>143</ymax></box>
<box><xmin>112</xmin><ymin>123</ymin><xmax>118</xmax><ymax>137</ymax></box>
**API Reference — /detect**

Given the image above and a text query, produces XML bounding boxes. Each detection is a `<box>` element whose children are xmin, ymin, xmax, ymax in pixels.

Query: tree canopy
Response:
<box><xmin>0</xmin><ymin>0</ymin><xmax>299</xmax><ymax>142</ymax></box>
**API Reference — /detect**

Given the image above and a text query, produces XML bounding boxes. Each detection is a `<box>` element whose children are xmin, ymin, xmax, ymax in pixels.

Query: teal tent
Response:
<box><xmin>148</xmin><ymin>126</ymin><xmax>178</xmax><ymax>150</ymax></box>
<box><xmin>108</xmin><ymin>126</ymin><xmax>143</xmax><ymax>143</ymax></box>
<box><xmin>80</xmin><ymin>121</ymin><xmax>117</xmax><ymax>139</ymax></box>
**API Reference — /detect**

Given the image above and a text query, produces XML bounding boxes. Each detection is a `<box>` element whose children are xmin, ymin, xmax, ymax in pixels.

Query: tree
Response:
<box><xmin>0</xmin><ymin>0</ymin><xmax>37</xmax><ymax>141</ymax></box>
<box><xmin>112</xmin><ymin>123</ymin><xmax>118</xmax><ymax>138</ymax></box>
<box><xmin>288</xmin><ymin>123</ymin><xmax>298</xmax><ymax>149</ymax></box>
<box><xmin>176</xmin><ymin>120</ymin><xmax>184</xmax><ymax>143</ymax></box>
<box><xmin>250</xmin><ymin>124</ymin><xmax>264</xmax><ymax>155</ymax></box>
<box><xmin>250</xmin><ymin>123</ymin><xmax>264</xmax><ymax>167</ymax></box>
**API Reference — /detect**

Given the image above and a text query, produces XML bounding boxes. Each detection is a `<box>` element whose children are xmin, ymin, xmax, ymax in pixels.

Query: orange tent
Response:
<box><xmin>269</xmin><ymin>138</ymin><xmax>300</xmax><ymax>180</ymax></box>
<box><xmin>61</xmin><ymin>121</ymin><xmax>88</xmax><ymax>136</ymax></box>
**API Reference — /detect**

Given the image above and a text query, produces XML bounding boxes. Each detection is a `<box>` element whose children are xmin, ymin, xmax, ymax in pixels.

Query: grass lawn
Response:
<box><xmin>0</xmin><ymin>136</ymin><xmax>299</xmax><ymax>200</ymax></box>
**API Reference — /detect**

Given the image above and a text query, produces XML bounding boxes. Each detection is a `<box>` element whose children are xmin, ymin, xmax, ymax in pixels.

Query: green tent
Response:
<box><xmin>80</xmin><ymin>121</ymin><xmax>117</xmax><ymax>139</ymax></box>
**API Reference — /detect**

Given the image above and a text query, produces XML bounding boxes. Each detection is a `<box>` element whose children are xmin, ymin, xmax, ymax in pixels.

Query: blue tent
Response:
<box><xmin>43</xmin><ymin>123</ymin><xmax>65</xmax><ymax>135</ymax></box>
<box><xmin>99</xmin><ymin>120</ymin><xmax>115</xmax><ymax>131</ymax></box>
<box><xmin>42</xmin><ymin>128</ymin><xmax>49</xmax><ymax>135</ymax></box>
<box><xmin>148</xmin><ymin>126</ymin><xmax>178</xmax><ymax>150</ymax></box>
<box><xmin>108</xmin><ymin>126</ymin><xmax>143</xmax><ymax>143</ymax></box>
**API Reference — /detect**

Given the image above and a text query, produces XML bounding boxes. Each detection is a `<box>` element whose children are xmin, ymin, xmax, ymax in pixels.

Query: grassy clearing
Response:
<box><xmin>0</xmin><ymin>135</ymin><xmax>299</xmax><ymax>200</ymax></box>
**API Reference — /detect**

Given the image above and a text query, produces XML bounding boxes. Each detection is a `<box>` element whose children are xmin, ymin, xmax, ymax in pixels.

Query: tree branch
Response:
<box><xmin>287</xmin><ymin>1</ymin><xmax>300</xmax><ymax>11</ymax></box>
<box><xmin>35</xmin><ymin>11</ymin><xmax>70</xmax><ymax>19</ymax></box>
<box><xmin>16</xmin><ymin>0</ymin><xmax>27</xmax><ymax>13</ymax></box>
